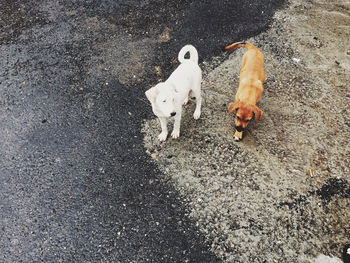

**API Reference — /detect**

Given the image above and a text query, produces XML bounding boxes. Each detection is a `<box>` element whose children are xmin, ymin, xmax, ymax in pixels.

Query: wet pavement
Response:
<box><xmin>0</xmin><ymin>0</ymin><xmax>284</xmax><ymax>262</ymax></box>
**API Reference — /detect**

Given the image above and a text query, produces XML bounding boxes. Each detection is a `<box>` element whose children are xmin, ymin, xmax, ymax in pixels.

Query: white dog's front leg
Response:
<box><xmin>171</xmin><ymin>111</ymin><xmax>182</xmax><ymax>139</ymax></box>
<box><xmin>158</xmin><ymin>117</ymin><xmax>168</xmax><ymax>141</ymax></box>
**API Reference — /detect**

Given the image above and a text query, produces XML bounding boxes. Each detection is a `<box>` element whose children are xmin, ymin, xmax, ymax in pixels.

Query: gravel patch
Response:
<box><xmin>142</xmin><ymin>0</ymin><xmax>350</xmax><ymax>262</ymax></box>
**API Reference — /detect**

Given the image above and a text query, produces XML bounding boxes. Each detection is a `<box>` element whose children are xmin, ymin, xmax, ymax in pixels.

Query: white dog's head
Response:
<box><xmin>145</xmin><ymin>83</ymin><xmax>177</xmax><ymax>118</ymax></box>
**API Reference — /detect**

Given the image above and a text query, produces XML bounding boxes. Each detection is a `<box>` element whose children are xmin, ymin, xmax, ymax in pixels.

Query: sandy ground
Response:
<box><xmin>142</xmin><ymin>0</ymin><xmax>350</xmax><ymax>262</ymax></box>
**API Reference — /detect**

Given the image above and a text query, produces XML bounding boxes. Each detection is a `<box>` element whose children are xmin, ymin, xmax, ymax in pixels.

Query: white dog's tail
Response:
<box><xmin>178</xmin><ymin>45</ymin><xmax>198</xmax><ymax>64</ymax></box>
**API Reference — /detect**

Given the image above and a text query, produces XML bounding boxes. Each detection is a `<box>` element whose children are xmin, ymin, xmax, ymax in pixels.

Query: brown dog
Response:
<box><xmin>224</xmin><ymin>42</ymin><xmax>265</xmax><ymax>141</ymax></box>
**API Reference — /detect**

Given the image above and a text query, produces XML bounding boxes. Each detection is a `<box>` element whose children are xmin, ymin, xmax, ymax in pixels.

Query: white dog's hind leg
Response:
<box><xmin>171</xmin><ymin>112</ymin><xmax>182</xmax><ymax>139</ymax></box>
<box><xmin>192</xmin><ymin>86</ymin><xmax>202</xmax><ymax>120</ymax></box>
<box><xmin>183</xmin><ymin>91</ymin><xmax>192</xmax><ymax>105</ymax></box>
<box><xmin>183</xmin><ymin>96</ymin><xmax>189</xmax><ymax>106</ymax></box>
<box><xmin>158</xmin><ymin>117</ymin><xmax>168</xmax><ymax>141</ymax></box>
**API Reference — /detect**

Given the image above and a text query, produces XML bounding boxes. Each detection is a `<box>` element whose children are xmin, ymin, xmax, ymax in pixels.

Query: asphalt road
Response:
<box><xmin>0</xmin><ymin>0</ymin><xmax>284</xmax><ymax>262</ymax></box>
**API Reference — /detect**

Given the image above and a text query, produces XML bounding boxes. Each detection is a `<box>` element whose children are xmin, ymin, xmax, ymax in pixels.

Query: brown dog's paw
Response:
<box><xmin>234</xmin><ymin>136</ymin><xmax>241</xmax><ymax>142</ymax></box>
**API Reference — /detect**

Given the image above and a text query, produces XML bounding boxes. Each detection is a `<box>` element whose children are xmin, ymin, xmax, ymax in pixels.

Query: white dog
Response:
<box><xmin>145</xmin><ymin>45</ymin><xmax>202</xmax><ymax>141</ymax></box>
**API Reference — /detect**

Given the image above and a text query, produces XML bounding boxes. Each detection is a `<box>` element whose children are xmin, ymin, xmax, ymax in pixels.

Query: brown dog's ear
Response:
<box><xmin>253</xmin><ymin>105</ymin><xmax>263</xmax><ymax>122</ymax></box>
<box><xmin>228</xmin><ymin>101</ymin><xmax>239</xmax><ymax>115</ymax></box>
<box><xmin>145</xmin><ymin>86</ymin><xmax>159</xmax><ymax>104</ymax></box>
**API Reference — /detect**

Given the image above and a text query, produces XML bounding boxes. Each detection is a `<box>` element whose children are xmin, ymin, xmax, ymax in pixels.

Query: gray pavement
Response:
<box><xmin>0</xmin><ymin>0</ymin><xmax>284</xmax><ymax>262</ymax></box>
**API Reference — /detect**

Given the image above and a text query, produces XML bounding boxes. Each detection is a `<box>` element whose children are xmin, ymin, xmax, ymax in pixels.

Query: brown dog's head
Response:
<box><xmin>228</xmin><ymin>101</ymin><xmax>262</xmax><ymax>131</ymax></box>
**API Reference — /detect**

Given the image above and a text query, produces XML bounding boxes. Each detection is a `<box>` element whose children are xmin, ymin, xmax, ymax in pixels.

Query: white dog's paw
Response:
<box><xmin>158</xmin><ymin>132</ymin><xmax>168</xmax><ymax>142</ymax></box>
<box><xmin>193</xmin><ymin>110</ymin><xmax>201</xmax><ymax>120</ymax></box>
<box><xmin>171</xmin><ymin>130</ymin><xmax>180</xmax><ymax>139</ymax></box>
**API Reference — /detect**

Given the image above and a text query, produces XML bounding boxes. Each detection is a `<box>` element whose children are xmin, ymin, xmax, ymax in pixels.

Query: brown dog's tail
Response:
<box><xmin>223</xmin><ymin>42</ymin><xmax>257</xmax><ymax>52</ymax></box>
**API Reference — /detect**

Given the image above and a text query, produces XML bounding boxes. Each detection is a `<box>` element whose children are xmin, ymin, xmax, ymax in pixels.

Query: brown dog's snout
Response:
<box><xmin>235</xmin><ymin>125</ymin><xmax>244</xmax><ymax>132</ymax></box>
<box><xmin>170</xmin><ymin>112</ymin><xmax>176</xmax><ymax>116</ymax></box>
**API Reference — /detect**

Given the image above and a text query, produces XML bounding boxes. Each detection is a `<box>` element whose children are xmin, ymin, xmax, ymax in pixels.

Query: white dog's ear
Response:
<box><xmin>145</xmin><ymin>86</ymin><xmax>158</xmax><ymax>103</ymax></box>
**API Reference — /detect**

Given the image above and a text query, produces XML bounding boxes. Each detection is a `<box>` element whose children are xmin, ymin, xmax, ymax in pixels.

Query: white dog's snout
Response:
<box><xmin>170</xmin><ymin>112</ymin><xmax>176</xmax><ymax>116</ymax></box>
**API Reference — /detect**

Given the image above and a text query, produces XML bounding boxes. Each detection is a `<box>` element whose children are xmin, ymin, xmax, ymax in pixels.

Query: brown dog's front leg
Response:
<box><xmin>234</xmin><ymin>131</ymin><xmax>243</xmax><ymax>141</ymax></box>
